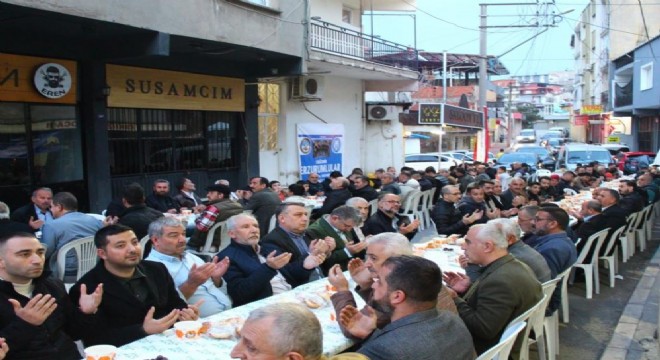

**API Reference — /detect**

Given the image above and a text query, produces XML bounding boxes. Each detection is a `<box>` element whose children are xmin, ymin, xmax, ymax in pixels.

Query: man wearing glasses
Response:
<box><xmin>431</xmin><ymin>185</ymin><xmax>482</xmax><ymax>236</ymax></box>
<box><xmin>362</xmin><ymin>193</ymin><xmax>419</xmax><ymax>241</ymax></box>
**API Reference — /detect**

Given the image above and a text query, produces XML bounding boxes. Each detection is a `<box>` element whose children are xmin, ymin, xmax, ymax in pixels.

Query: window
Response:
<box><xmin>640</xmin><ymin>62</ymin><xmax>653</xmax><ymax>91</ymax></box>
<box><xmin>342</xmin><ymin>7</ymin><xmax>353</xmax><ymax>24</ymax></box>
<box><xmin>0</xmin><ymin>103</ymin><xmax>29</xmax><ymax>186</ymax></box>
<box><xmin>107</xmin><ymin>109</ymin><xmax>239</xmax><ymax>175</ymax></box>
<box><xmin>257</xmin><ymin>83</ymin><xmax>280</xmax><ymax>151</ymax></box>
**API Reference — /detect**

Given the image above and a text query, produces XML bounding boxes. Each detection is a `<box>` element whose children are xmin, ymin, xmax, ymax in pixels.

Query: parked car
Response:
<box><xmin>600</xmin><ymin>143</ymin><xmax>631</xmax><ymax>156</ymax></box>
<box><xmin>556</xmin><ymin>143</ymin><xmax>614</xmax><ymax>171</ymax></box>
<box><xmin>516</xmin><ymin>129</ymin><xmax>536</xmax><ymax>143</ymax></box>
<box><xmin>540</xmin><ymin>131</ymin><xmax>563</xmax><ymax>142</ymax></box>
<box><xmin>405</xmin><ymin>153</ymin><xmax>462</xmax><ymax>170</ymax></box>
<box><xmin>615</xmin><ymin>151</ymin><xmax>656</xmax><ymax>174</ymax></box>
<box><xmin>495</xmin><ymin>152</ymin><xmax>541</xmax><ymax>172</ymax></box>
<box><xmin>549</xmin><ymin>126</ymin><xmax>569</xmax><ymax>138</ymax></box>
<box><xmin>513</xmin><ymin>146</ymin><xmax>556</xmax><ymax>170</ymax></box>
<box><xmin>545</xmin><ymin>137</ymin><xmax>570</xmax><ymax>153</ymax></box>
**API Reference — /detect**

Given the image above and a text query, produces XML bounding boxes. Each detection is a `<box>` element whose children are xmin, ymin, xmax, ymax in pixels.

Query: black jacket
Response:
<box><xmin>351</xmin><ymin>186</ymin><xmax>378</xmax><ymax>202</ymax></box>
<box><xmin>0</xmin><ymin>275</ymin><xmax>93</xmax><ymax>359</ymax></box>
<box><xmin>260</xmin><ymin>227</ymin><xmax>315</xmax><ymax>288</ymax></box>
<box><xmin>145</xmin><ymin>193</ymin><xmax>181</xmax><ymax>213</ymax></box>
<box><xmin>456</xmin><ymin>197</ymin><xmax>488</xmax><ymax>225</ymax></box>
<box><xmin>9</xmin><ymin>203</ymin><xmax>39</xmax><ymax>227</ymax></box>
<box><xmin>315</xmin><ymin>188</ymin><xmax>352</xmax><ymax>218</ymax></box>
<box><xmin>431</xmin><ymin>199</ymin><xmax>470</xmax><ymax>236</ymax></box>
<box><xmin>362</xmin><ymin>210</ymin><xmax>417</xmax><ymax>241</ymax></box>
<box><xmin>619</xmin><ymin>192</ymin><xmax>645</xmax><ymax>214</ymax></box>
<box><xmin>69</xmin><ymin>260</ymin><xmax>189</xmax><ymax>347</ymax></box>
<box><xmin>574</xmin><ymin>214</ymin><xmax>608</xmax><ymax>254</ymax></box>
<box><xmin>117</xmin><ymin>205</ymin><xmax>164</xmax><ymax>240</ymax></box>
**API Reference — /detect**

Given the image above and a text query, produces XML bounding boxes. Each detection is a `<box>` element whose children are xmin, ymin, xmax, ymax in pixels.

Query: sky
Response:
<box><xmin>363</xmin><ymin>0</ymin><xmax>592</xmax><ymax>77</ymax></box>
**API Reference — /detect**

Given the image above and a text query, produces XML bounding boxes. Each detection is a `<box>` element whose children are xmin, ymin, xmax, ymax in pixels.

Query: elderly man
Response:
<box><xmin>0</xmin><ymin>232</ymin><xmax>102</xmax><ymax>359</ymax></box>
<box><xmin>69</xmin><ymin>224</ymin><xmax>200</xmax><ymax>347</ymax></box>
<box><xmin>597</xmin><ymin>189</ymin><xmax>629</xmax><ymax>233</ymax></box>
<box><xmin>230</xmin><ymin>302</ymin><xmax>368</xmax><ymax>360</ymax></box>
<box><xmin>338</xmin><ymin>256</ymin><xmax>475</xmax><ymax>360</ymax></box>
<box><xmin>245</xmin><ymin>176</ymin><xmax>282</xmax><ymax>236</ymax></box>
<box><xmin>173</xmin><ymin>177</ymin><xmax>205</xmax><ymax>212</ymax></box>
<box><xmin>637</xmin><ymin>173</ymin><xmax>659</xmax><ymax>203</ymax></box>
<box><xmin>10</xmin><ymin>187</ymin><xmax>53</xmax><ymax>231</ymax></box>
<box><xmin>518</xmin><ymin>205</ymin><xmax>540</xmax><ymax>245</ymax></box>
<box><xmin>145</xmin><ymin>217</ymin><xmax>232</xmax><ymax>317</ymax></box>
<box><xmin>306</xmin><ymin>206</ymin><xmax>367</xmax><ymax>274</ymax></box>
<box><xmin>345</xmin><ymin>197</ymin><xmax>370</xmax><ymax>242</ymax></box>
<box><xmin>475</xmin><ymin>164</ymin><xmax>491</xmax><ymax>182</ymax></box>
<box><xmin>306</xmin><ymin>172</ymin><xmax>325</xmax><ymax>196</ymax></box>
<box><xmin>350</xmin><ymin>175</ymin><xmax>378</xmax><ymax>202</ymax></box>
<box><xmin>618</xmin><ymin>180</ymin><xmax>645</xmax><ymax>213</ymax></box>
<box><xmin>41</xmin><ymin>192</ymin><xmax>106</xmax><ymax>281</ymax></box>
<box><xmin>188</xmin><ymin>184</ymin><xmax>244</xmax><ymax>252</ymax></box>
<box><xmin>379</xmin><ymin>172</ymin><xmax>401</xmax><ymax>195</ymax></box>
<box><xmin>316</xmin><ymin>177</ymin><xmax>352</xmax><ymax>218</ymax></box>
<box><xmin>571</xmin><ymin>200</ymin><xmax>607</xmax><ymax>252</ymax></box>
<box><xmin>457</xmin><ymin>182</ymin><xmax>498</xmax><ymax>224</ymax></box>
<box><xmin>218</xmin><ymin>214</ymin><xmax>293</xmax><ymax>306</ymax></box>
<box><xmin>443</xmin><ymin>222</ymin><xmax>543</xmax><ymax>354</ymax></box>
<box><xmin>432</xmin><ymin>185</ymin><xmax>482</xmax><ymax>236</ymax></box>
<box><xmin>500</xmin><ymin>177</ymin><xmax>527</xmax><ymax>210</ymax></box>
<box><xmin>261</xmin><ymin>203</ymin><xmax>328</xmax><ymax>287</ymax></box>
<box><xmin>362</xmin><ymin>193</ymin><xmax>419</xmax><ymax>240</ymax></box>
<box><xmin>145</xmin><ymin>179</ymin><xmax>180</xmax><ymax>214</ymax></box>
<box><xmin>0</xmin><ymin>202</ymin><xmax>33</xmax><ymax>238</ymax></box>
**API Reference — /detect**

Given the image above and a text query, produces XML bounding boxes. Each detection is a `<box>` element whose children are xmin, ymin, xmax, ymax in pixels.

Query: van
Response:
<box><xmin>556</xmin><ymin>143</ymin><xmax>613</xmax><ymax>171</ymax></box>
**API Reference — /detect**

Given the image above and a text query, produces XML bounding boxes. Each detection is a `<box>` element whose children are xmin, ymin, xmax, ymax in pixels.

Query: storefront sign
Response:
<box><xmin>580</xmin><ymin>105</ymin><xmax>603</xmax><ymax>115</ymax></box>
<box><xmin>573</xmin><ymin>115</ymin><xmax>589</xmax><ymax>126</ymax></box>
<box><xmin>0</xmin><ymin>53</ymin><xmax>77</xmax><ymax>104</ymax></box>
<box><xmin>297</xmin><ymin>123</ymin><xmax>343</xmax><ymax>181</ymax></box>
<box><xmin>418</xmin><ymin>103</ymin><xmax>484</xmax><ymax>128</ymax></box>
<box><xmin>106</xmin><ymin>64</ymin><xmax>245</xmax><ymax>112</ymax></box>
<box><xmin>607</xmin><ymin>136</ymin><xmax>621</xmax><ymax>143</ymax></box>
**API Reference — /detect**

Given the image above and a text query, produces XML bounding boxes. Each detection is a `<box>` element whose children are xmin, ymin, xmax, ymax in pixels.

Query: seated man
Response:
<box><xmin>261</xmin><ymin>203</ymin><xmax>328</xmax><ymax>287</ymax></box>
<box><xmin>457</xmin><ymin>182</ymin><xmax>498</xmax><ymax>224</ymax></box>
<box><xmin>230</xmin><ymin>302</ymin><xmax>368</xmax><ymax>360</ymax></box>
<box><xmin>350</xmin><ymin>175</ymin><xmax>379</xmax><ymax>202</ymax></box>
<box><xmin>339</xmin><ymin>256</ymin><xmax>475</xmax><ymax>360</ymax></box>
<box><xmin>618</xmin><ymin>180</ymin><xmax>645</xmax><ymax>214</ymax></box>
<box><xmin>218</xmin><ymin>214</ymin><xmax>293</xmax><ymax>306</ymax></box>
<box><xmin>362</xmin><ymin>193</ymin><xmax>419</xmax><ymax>240</ymax></box>
<box><xmin>188</xmin><ymin>184</ymin><xmax>244</xmax><ymax>251</ymax></box>
<box><xmin>345</xmin><ymin>197</ymin><xmax>370</xmax><ymax>243</ymax></box>
<box><xmin>444</xmin><ymin>222</ymin><xmax>543</xmax><ymax>354</ymax></box>
<box><xmin>379</xmin><ymin>172</ymin><xmax>401</xmax><ymax>195</ymax></box>
<box><xmin>117</xmin><ymin>183</ymin><xmax>164</xmax><ymax>241</ymax></box>
<box><xmin>69</xmin><ymin>224</ymin><xmax>200</xmax><ymax>347</ymax></box>
<box><xmin>306</xmin><ymin>206</ymin><xmax>367</xmax><ymax>274</ymax></box>
<box><xmin>570</xmin><ymin>200</ymin><xmax>608</xmax><ymax>252</ymax></box>
<box><xmin>431</xmin><ymin>185</ymin><xmax>482</xmax><ymax>236</ymax></box>
<box><xmin>244</xmin><ymin>176</ymin><xmax>282</xmax><ymax>236</ymax></box>
<box><xmin>315</xmin><ymin>177</ymin><xmax>352</xmax><ymax>218</ymax></box>
<box><xmin>41</xmin><ymin>192</ymin><xmax>106</xmax><ymax>281</ymax></box>
<box><xmin>173</xmin><ymin>177</ymin><xmax>205</xmax><ymax>213</ymax></box>
<box><xmin>0</xmin><ymin>232</ymin><xmax>102</xmax><ymax>359</ymax></box>
<box><xmin>10</xmin><ymin>187</ymin><xmax>53</xmax><ymax>231</ymax></box>
<box><xmin>145</xmin><ymin>217</ymin><xmax>232</xmax><ymax>317</ymax></box>
<box><xmin>145</xmin><ymin>179</ymin><xmax>180</xmax><ymax>214</ymax></box>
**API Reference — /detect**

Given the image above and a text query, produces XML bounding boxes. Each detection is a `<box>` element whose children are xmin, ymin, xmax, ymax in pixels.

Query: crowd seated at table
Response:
<box><xmin>0</xmin><ymin>158</ymin><xmax>659</xmax><ymax>359</ymax></box>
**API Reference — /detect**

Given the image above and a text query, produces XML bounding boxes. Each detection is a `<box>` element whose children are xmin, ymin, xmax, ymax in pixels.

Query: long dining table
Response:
<box><xmin>115</xmin><ymin>237</ymin><xmax>464</xmax><ymax>360</ymax></box>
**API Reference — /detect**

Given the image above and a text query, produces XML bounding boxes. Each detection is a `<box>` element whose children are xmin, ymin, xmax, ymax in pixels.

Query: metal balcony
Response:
<box><xmin>309</xmin><ymin>19</ymin><xmax>418</xmax><ymax>70</ymax></box>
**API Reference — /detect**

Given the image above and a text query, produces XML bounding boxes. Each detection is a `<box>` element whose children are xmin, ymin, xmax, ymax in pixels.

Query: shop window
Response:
<box><xmin>640</xmin><ymin>62</ymin><xmax>653</xmax><ymax>91</ymax></box>
<box><xmin>0</xmin><ymin>103</ymin><xmax>29</xmax><ymax>186</ymax></box>
<box><xmin>258</xmin><ymin>83</ymin><xmax>280</xmax><ymax>151</ymax></box>
<box><xmin>30</xmin><ymin>105</ymin><xmax>82</xmax><ymax>184</ymax></box>
<box><xmin>108</xmin><ymin>109</ymin><xmax>238</xmax><ymax>175</ymax></box>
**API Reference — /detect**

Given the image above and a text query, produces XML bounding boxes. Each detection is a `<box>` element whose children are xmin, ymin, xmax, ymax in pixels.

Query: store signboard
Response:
<box><xmin>418</xmin><ymin>103</ymin><xmax>484</xmax><ymax>128</ymax></box>
<box><xmin>580</xmin><ymin>105</ymin><xmax>603</xmax><ymax>115</ymax></box>
<box><xmin>106</xmin><ymin>64</ymin><xmax>245</xmax><ymax>112</ymax></box>
<box><xmin>0</xmin><ymin>53</ymin><xmax>77</xmax><ymax>104</ymax></box>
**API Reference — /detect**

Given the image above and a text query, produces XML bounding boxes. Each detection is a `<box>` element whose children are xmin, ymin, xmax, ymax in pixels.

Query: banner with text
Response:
<box><xmin>297</xmin><ymin>123</ymin><xmax>344</xmax><ymax>181</ymax></box>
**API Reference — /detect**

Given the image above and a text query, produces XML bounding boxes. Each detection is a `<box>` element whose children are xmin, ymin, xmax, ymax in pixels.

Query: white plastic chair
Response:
<box><xmin>55</xmin><ymin>236</ymin><xmax>97</xmax><ymax>283</ymax></box>
<box><xmin>190</xmin><ymin>220</ymin><xmax>228</xmax><ymax>257</ymax></box>
<box><xmin>634</xmin><ymin>206</ymin><xmax>652</xmax><ymax>252</ymax></box>
<box><xmin>563</xmin><ymin>188</ymin><xmax>577</xmax><ymax>196</ymax></box>
<box><xmin>621</xmin><ymin>212</ymin><xmax>639</xmax><ymax>260</ymax></box>
<box><xmin>268</xmin><ymin>214</ymin><xmax>278</xmax><ymax>233</ymax></box>
<box><xmin>477</xmin><ymin>321</ymin><xmax>528</xmax><ymax>360</ymax></box>
<box><xmin>139</xmin><ymin>235</ymin><xmax>151</xmax><ymax>259</ymax></box>
<box><xmin>368</xmin><ymin>198</ymin><xmax>379</xmax><ymax>216</ymax></box>
<box><xmin>503</xmin><ymin>294</ymin><xmax>546</xmax><ymax>360</ymax></box>
<box><xmin>399</xmin><ymin>190</ymin><xmax>422</xmax><ymax>224</ymax></box>
<box><xmin>557</xmin><ymin>266</ymin><xmax>573</xmax><ymax>323</ymax></box>
<box><xmin>570</xmin><ymin>228</ymin><xmax>610</xmax><ymax>298</ymax></box>
<box><xmin>598</xmin><ymin>226</ymin><xmax>625</xmax><ymax>288</ymax></box>
<box><xmin>531</xmin><ymin>278</ymin><xmax>561</xmax><ymax>360</ymax></box>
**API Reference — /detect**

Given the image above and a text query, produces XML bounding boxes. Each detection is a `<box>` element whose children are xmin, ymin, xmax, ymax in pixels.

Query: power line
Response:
<box><xmin>637</xmin><ymin>0</ymin><xmax>658</xmax><ymax>59</ymax></box>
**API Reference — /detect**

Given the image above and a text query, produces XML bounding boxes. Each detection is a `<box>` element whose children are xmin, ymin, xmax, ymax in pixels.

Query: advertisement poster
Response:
<box><xmin>297</xmin><ymin>123</ymin><xmax>343</xmax><ymax>181</ymax></box>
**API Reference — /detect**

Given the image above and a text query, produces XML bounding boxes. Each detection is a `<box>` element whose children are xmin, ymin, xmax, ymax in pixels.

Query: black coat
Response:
<box><xmin>431</xmin><ymin>199</ymin><xmax>470</xmax><ymax>236</ymax></box>
<box><xmin>9</xmin><ymin>203</ymin><xmax>39</xmax><ymax>226</ymax></box>
<box><xmin>69</xmin><ymin>260</ymin><xmax>189</xmax><ymax>347</ymax></box>
<box><xmin>362</xmin><ymin>210</ymin><xmax>417</xmax><ymax>240</ymax></box>
<box><xmin>0</xmin><ymin>275</ymin><xmax>92</xmax><ymax>359</ymax></box>
<box><xmin>145</xmin><ymin>193</ymin><xmax>181</xmax><ymax>213</ymax></box>
<box><xmin>619</xmin><ymin>192</ymin><xmax>645</xmax><ymax>214</ymax></box>
<box><xmin>260</xmin><ymin>227</ymin><xmax>315</xmax><ymax>288</ymax></box>
<box><xmin>351</xmin><ymin>185</ymin><xmax>379</xmax><ymax>202</ymax></box>
<box><xmin>117</xmin><ymin>205</ymin><xmax>164</xmax><ymax>240</ymax></box>
<box><xmin>456</xmin><ymin>197</ymin><xmax>488</xmax><ymax>225</ymax></box>
<box><xmin>574</xmin><ymin>214</ymin><xmax>608</xmax><ymax>254</ymax></box>
<box><xmin>315</xmin><ymin>188</ymin><xmax>352</xmax><ymax>218</ymax></box>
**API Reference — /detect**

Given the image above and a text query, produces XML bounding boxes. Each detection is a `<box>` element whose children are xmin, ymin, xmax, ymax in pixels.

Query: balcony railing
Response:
<box><xmin>309</xmin><ymin>20</ymin><xmax>418</xmax><ymax>70</ymax></box>
<box><xmin>614</xmin><ymin>80</ymin><xmax>633</xmax><ymax>108</ymax></box>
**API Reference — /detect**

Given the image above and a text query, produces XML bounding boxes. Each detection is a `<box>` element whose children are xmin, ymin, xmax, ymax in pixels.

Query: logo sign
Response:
<box><xmin>33</xmin><ymin>63</ymin><xmax>72</xmax><ymax>99</ymax></box>
<box><xmin>418</xmin><ymin>103</ymin><xmax>484</xmax><ymax>128</ymax></box>
<box><xmin>580</xmin><ymin>105</ymin><xmax>603</xmax><ymax>115</ymax></box>
<box><xmin>419</xmin><ymin>104</ymin><xmax>442</xmax><ymax>124</ymax></box>
<box><xmin>607</xmin><ymin>136</ymin><xmax>620</xmax><ymax>143</ymax></box>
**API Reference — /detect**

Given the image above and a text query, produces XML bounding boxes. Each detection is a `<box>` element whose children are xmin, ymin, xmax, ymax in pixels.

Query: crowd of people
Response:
<box><xmin>0</xmin><ymin>157</ymin><xmax>659</xmax><ymax>359</ymax></box>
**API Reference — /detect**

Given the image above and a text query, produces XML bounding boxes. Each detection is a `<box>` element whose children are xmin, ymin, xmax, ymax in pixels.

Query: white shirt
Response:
<box><xmin>256</xmin><ymin>249</ymin><xmax>292</xmax><ymax>295</ymax></box>
<box><xmin>146</xmin><ymin>249</ymin><xmax>232</xmax><ymax>317</ymax></box>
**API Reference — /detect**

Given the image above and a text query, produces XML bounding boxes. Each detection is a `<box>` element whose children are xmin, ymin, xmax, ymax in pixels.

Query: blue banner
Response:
<box><xmin>297</xmin><ymin>123</ymin><xmax>344</xmax><ymax>181</ymax></box>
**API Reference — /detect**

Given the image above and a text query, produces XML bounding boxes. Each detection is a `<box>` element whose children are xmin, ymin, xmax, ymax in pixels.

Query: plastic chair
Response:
<box><xmin>268</xmin><ymin>214</ymin><xmax>278</xmax><ymax>233</ymax></box>
<box><xmin>477</xmin><ymin>321</ymin><xmax>527</xmax><ymax>360</ymax></box>
<box><xmin>55</xmin><ymin>236</ymin><xmax>97</xmax><ymax>283</ymax></box>
<box><xmin>563</xmin><ymin>188</ymin><xmax>577</xmax><ymax>196</ymax></box>
<box><xmin>503</xmin><ymin>294</ymin><xmax>546</xmax><ymax>360</ymax></box>
<box><xmin>621</xmin><ymin>212</ymin><xmax>639</xmax><ymax>260</ymax></box>
<box><xmin>190</xmin><ymin>220</ymin><xmax>228</xmax><ymax>258</ymax></box>
<box><xmin>399</xmin><ymin>190</ymin><xmax>422</xmax><ymax>224</ymax></box>
<box><xmin>557</xmin><ymin>266</ymin><xmax>573</xmax><ymax>323</ymax></box>
<box><xmin>368</xmin><ymin>198</ymin><xmax>378</xmax><ymax>216</ymax></box>
<box><xmin>570</xmin><ymin>228</ymin><xmax>610</xmax><ymax>298</ymax></box>
<box><xmin>634</xmin><ymin>206</ymin><xmax>652</xmax><ymax>252</ymax></box>
<box><xmin>139</xmin><ymin>235</ymin><xmax>151</xmax><ymax>259</ymax></box>
<box><xmin>643</xmin><ymin>204</ymin><xmax>654</xmax><ymax>244</ymax></box>
<box><xmin>532</xmin><ymin>278</ymin><xmax>561</xmax><ymax>360</ymax></box>
<box><xmin>599</xmin><ymin>226</ymin><xmax>625</xmax><ymax>288</ymax></box>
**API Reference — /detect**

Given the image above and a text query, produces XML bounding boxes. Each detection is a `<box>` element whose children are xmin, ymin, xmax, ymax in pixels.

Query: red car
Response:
<box><xmin>615</xmin><ymin>151</ymin><xmax>656</xmax><ymax>174</ymax></box>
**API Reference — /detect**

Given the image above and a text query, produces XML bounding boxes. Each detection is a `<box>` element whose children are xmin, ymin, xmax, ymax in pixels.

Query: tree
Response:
<box><xmin>516</xmin><ymin>103</ymin><xmax>543</xmax><ymax>124</ymax></box>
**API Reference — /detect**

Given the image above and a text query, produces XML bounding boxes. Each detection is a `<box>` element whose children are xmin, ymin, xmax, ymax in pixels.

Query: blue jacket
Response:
<box><xmin>217</xmin><ymin>241</ymin><xmax>279</xmax><ymax>306</ymax></box>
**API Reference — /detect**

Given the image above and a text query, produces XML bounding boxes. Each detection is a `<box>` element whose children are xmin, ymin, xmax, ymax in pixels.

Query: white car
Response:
<box><xmin>405</xmin><ymin>153</ymin><xmax>463</xmax><ymax>170</ymax></box>
<box><xmin>516</xmin><ymin>129</ymin><xmax>536</xmax><ymax>143</ymax></box>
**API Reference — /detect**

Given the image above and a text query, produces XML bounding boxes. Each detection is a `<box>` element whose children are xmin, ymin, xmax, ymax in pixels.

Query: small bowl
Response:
<box><xmin>84</xmin><ymin>344</ymin><xmax>117</xmax><ymax>360</ymax></box>
<box><xmin>174</xmin><ymin>321</ymin><xmax>203</xmax><ymax>340</ymax></box>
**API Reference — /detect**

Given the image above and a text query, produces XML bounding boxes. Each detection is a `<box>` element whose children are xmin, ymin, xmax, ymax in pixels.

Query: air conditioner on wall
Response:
<box><xmin>290</xmin><ymin>76</ymin><xmax>324</xmax><ymax>100</ymax></box>
<box><xmin>367</xmin><ymin>105</ymin><xmax>399</xmax><ymax>121</ymax></box>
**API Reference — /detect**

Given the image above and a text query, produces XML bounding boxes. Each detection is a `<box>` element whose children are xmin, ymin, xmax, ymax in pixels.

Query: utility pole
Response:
<box><xmin>508</xmin><ymin>82</ymin><xmax>514</xmax><ymax>146</ymax></box>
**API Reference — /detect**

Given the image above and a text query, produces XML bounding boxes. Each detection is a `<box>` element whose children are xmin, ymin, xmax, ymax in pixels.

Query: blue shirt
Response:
<box><xmin>146</xmin><ymin>249</ymin><xmax>232</xmax><ymax>317</ymax></box>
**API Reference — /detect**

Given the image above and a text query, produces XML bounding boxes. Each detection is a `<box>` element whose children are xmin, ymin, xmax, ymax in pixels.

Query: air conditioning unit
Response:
<box><xmin>367</xmin><ymin>105</ymin><xmax>399</xmax><ymax>121</ymax></box>
<box><xmin>290</xmin><ymin>76</ymin><xmax>324</xmax><ymax>100</ymax></box>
